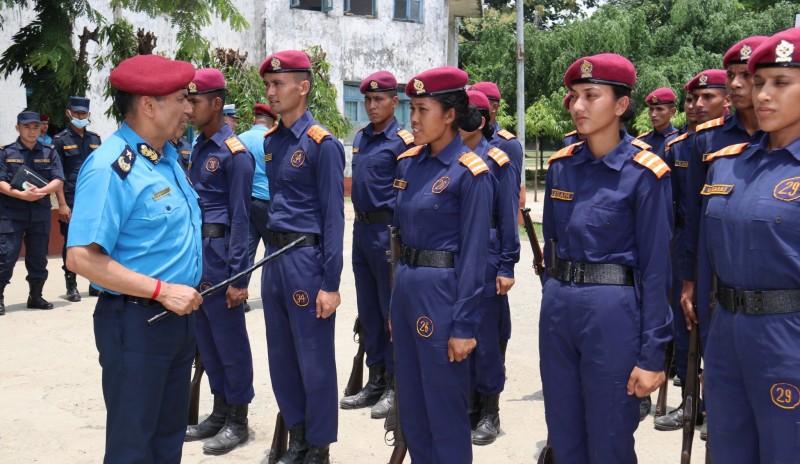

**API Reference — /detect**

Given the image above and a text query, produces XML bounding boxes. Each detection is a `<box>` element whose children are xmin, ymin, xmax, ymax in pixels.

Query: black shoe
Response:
<box><xmin>673</xmin><ymin>377</ymin><xmax>682</xmax><ymax>387</ymax></box>
<box><xmin>0</xmin><ymin>286</ymin><xmax>5</xmax><ymax>316</ymax></box>
<box><xmin>340</xmin><ymin>365</ymin><xmax>386</xmax><ymax>409</ymax></box>
<box><xmin>27</xmin><ymin>280</ymin><xmax>53</xmax><ymax>310</ymax></box>
<box><xmin>243</xmin><ymin>301</ymin><xmax>251</xmax><ymax>313</ymax></box>
<box><xmin>278</xmin><ymin>424</ymin><xmax>309</xmax><ymax>464</ymax></box>
<box><xmin>468</xmin><ymin>390</ymin><xmax>482</xmax><ymax>429</ymax></box>
<box><xmin>654</xmin><ymin>406</ymin><xmax>683</xmax><ymax>431</ymax></box>
<box><xmin>699</xmin><ymin>419</ymin><xmax>708</xmax><ymax>441</ymax></box>
<box><xmin>65</xmin><ymin>272</ymin><xmax>81</xmax><ymax>302</ymax></box>
<box><xmin>88</xmin><ymin>286</ymin><xmax>99</xmax><ymax>297</ymax></box>
<box><xmin>472</xmin><ymin>394</ymin><xmax>500</xmax><ymax>445</ymax></box>
<box><xmin>303</xmin><ymin>444</ymin><xmax>330</xmax><ymax>464</ymax></box>
<box><xmin>186</xmin><ymin>396</ymin><xmax>229</xmax><ymax>441</ymax></box>
<box><xmin>203</xmin><ymin>404</ymin><xmax>249</xmax><ymax>455</ymax></box>
<box><xmin>371</xmin><ymin>384</ymin><xmax>394</xmax><ymax>419</ymax></box>
<box><xmin>639</xmin><ymin>395</ymin><xmax>652</xmax><ymax>421</ymax></box>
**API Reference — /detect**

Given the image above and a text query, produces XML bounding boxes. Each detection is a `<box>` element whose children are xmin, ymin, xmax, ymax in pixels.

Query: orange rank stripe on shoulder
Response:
<box><xmin>666</xmin><ymin>133</ymin><xmax>689</xmax><ymax>151</ymax></box>
<box><xmin>564</xmin><ymin>130</ymin><xmax>577</xmax><ymax>137</ymax></box>
<box><xmin>225</xmin><ymin>137</ymin><xmax>246</xmax><ymax>154</ymax></box>
<box><xmin>459</xmin><ymin>152</ymin><xmax>489</xmax><ymax>176</ymax></box>
<box><xmin>397</xmin><ymin>129</ymin><xmax>415</xmax><ymax>145</ymax></box>
<box><xmin>635</xmin><ymin>131</ymin><xmax>651</xmax><ymax>140</ymax></box>
<box><xmin>497</xmin><ymin>129</ymin><xmax>516</xmax><ymax>140</ymax></box>
<box><xmin>703</xmin><ymin>143</ymin><xmax>748</xmax><ymax>163</ymax></box>
<box><xmin>306</xmin><ymin>124</ymin><xmax>331</xmax><ymax>144</ymax></box>
<box><xmin>263</xmin><ymin>125</ymin><xmax>278</xmax><ymax>138</ymax></box>
<box><xmin>548</xmin><ymin>142</ymin><xmax>582</xmax><ymax>164</ymax></box>
<box><xmin>397</xmin><ymin>145</ymin><xmax>423</xmax><ymax>160</ymax></box>
<box><xmin>486</xmin><ymin>147</ymin><xmax>510</xmax><ymax>166</ymax></box>
<box><xmin>633</xmin><ymin>150</ymin><xmax>670</xmax><ymax>179</ymax></box>
<box><xmin>696</xmin><ymin>117</ymin><xmax>725</xmax><ymax>133</ymax></box>
<box><xmin>631</xmin><ymin>138</ymin><xmax>652</xmax><ymax>151</ymax></box>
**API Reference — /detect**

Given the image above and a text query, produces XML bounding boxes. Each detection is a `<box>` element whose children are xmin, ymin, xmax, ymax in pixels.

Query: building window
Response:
<box><xmin>290</xmin><ymin>0</ymin><xmax>333</xmax><ymax>12</ymax></box>
<box><xmin>394</xmin><ymin>0</ymin><xmax>423</xmax><ymax>23</ymax></box>
<box><xmin>343</xmin><ymin>82</ymin><xmax>412</xmax><ymax>142</ymax></box>
<box><xmin>345</xmin><ymin>0</ymin><xmax>376</xmax><ymax>16</ymax></box>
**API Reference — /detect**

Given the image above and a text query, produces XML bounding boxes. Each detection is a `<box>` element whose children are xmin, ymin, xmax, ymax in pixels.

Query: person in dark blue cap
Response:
<box><xmin>0</xmin><ymin>111</ymin><xmax>65</xmax><ymax>315</ymax></box>
<box><xmin>53</xmin><ymin>95</ymin><xmax>102</xmax><ymax>301</ymax></box>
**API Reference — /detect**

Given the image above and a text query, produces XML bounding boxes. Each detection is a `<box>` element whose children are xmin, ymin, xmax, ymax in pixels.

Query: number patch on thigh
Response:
<box><xmin>770</xmin><ymin>383</ymin><xmax>800</xmax><ymax>409</ymax></box>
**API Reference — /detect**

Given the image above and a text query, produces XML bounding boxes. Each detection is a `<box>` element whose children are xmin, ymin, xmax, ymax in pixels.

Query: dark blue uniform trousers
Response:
<box><xmin>0</xmin><ymin>219</ymin><xmax>49</xmax><ymax>285</ymax></box>
<box><xmin>705</xmin><ymin>307</ymin><xmax>800</xmax><ymax>464</ymax></box>
<box><xmin>391</xmin><ymin>263</ymin><xmax>472</xmax><ymax>464</ymax></box>
<box><xmin>261</xmin><ymin>245</ymin><xmax>338</xmax><ymax>445</ymax></box>
<box><xmin>470</xmin><ymin>294</ymin><xmax>506</xmax><ymax>395</ymax></box>
<box><xmin>540</xmin><ymin>279</ymin><xmax>642</xmax><ymax>464</ymax></box>
<box><xmin>352</xmin><ymin>222</ymin><xmax>393</xmax><ymax>374</ymax></box>
<box><xmin>196</xmin><ymin>236</ymin><xmax>255</xmax><ymax>404</ymax></box>
<box><xmin>247</xmin><ymin>198</ymin><xmax>269</xmax><ymax>270</ymax></box>
<box><xmin>94</xmin><ymin>294</ymin><xmax>195</xmax><ymax>464</ymax></box>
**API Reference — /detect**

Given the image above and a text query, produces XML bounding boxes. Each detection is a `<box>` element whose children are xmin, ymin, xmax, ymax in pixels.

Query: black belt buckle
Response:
<box><xmin>570</xmin><ymin>262</ymin><xmax>586</xmax><ymax>283</ymax></box>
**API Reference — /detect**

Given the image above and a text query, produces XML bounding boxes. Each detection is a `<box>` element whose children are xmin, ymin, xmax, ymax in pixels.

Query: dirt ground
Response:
<box><xmin>0</xmin><ymin>196</ymin><xmax>708</xmax><ymax>463</ymax></box>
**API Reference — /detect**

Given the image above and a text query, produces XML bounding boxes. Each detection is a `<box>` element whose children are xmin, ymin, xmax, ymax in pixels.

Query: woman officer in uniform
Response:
<box><xmin>540</xmin><ymin>54</ymin><xmax>673</xmax><ymax>463</ymax></box>
<box><xmin>390</xmin><ymin>67</ymin><xmax>492</xmax><ymax>463</ymax></box>
<box><xmin>698</xmin><ymin>28</ymin><xmax>800</xmax><ymax>464</ymax></box>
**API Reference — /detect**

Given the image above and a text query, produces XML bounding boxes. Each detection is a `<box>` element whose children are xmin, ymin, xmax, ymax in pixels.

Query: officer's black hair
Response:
<box><xmin>432</xmin><ymin>90</ymin><xmax>482</xmax><ymax>133</ymax></box>
<box><xmin>114</xmin><ymin>91</ymin><xmax>165</xmax><ymax>117</ymax></box>
<box><xmin>477</xmin><ymin>107</ymin><xmax>494</xmax><ymax>139</ymax></box>
<box><xmin>613</xmin><ymin>86</ymin><xmax>636</xmax><ymax>123</ymax></box>
<box><xmin>291</xmin><ymin>71</ymin><xmax>314</xmax><ymax>90</ymax></box>
<box><xmin>254</xmin><ymin>114</ymin><xmax>275</xmax><ymax>125</ymax></box>
<box><xmin>204</xmin><ymin>90</ymin><xmax>227</xmax><ymax>109</ymax></box>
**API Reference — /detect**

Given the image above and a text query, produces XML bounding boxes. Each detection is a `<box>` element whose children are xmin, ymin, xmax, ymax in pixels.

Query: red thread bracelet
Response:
<box><xmin>151</xmin><ymin>279</ymin><xmax>162</xmax><ymax>300</ymax></box>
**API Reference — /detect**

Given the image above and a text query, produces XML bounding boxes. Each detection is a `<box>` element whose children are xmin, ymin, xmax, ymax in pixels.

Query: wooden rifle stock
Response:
<box><xmin>187</xmin><ymin>349</ymin><xmax>204</xmax><ymax>425</ymax></box>
<box><xmin>267</xmin><ymin>412</ymin><xmax>287</xmax><ymax>464</ymax></box>
<box><xmin>655</xmin><ymin>341</ymin><xmax>675</xmax><ymax>417</ymax></box>
<box><xmin>343</xmin><ymin>317</ymin><xmax>365</xmax><ymax>396</ymax></box>
<box><xmin>521</xmin><ymin>208</ymin><xmax>545</xmax><ymax>284</ymax></box>
<box><xmin>386</xmin><ymin>226</ymin><xmax>407</xmax><ymax>463</ymax></box>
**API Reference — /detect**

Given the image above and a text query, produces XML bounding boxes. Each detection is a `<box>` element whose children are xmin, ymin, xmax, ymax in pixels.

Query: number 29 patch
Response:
<box><xmin>774</xmin><ymin>177</ymin><xmax>800</xmax><ymax>202</ymax></box>
<box><xmin>771</xmin><ymin>382</ymin><xmax>800</xmax><ymax>409</ymax></box>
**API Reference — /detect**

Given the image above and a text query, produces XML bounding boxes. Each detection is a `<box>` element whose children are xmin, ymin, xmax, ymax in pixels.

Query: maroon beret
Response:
<box><xmin>645</xmin><ymin>87</ymin><xmax>676</xmax><ymax>105</ymax></box>
<box><xmin>260</xmin><ymin>50</ymin><xmax>312</xmax><ymax>76</ymax></box>
<box><xmin>360</xmin><ymin>70</ymin><xmax>397</xmax><ymax>93</ymax></box>
<box><xmin>723</xmin><ymin>36</ymin><xmax>769</xmax><ymax>68</ymax></box>
<box><xmin>748</xmin><ymin>27</ymin><xmax>800</xmax><ymax>73</ymax></box>
<box><xmin>405</xmin><ymin>66</ymin><xmax>468</xmax><ymax>98</ymax></box>
<box><xmin>685</xmin><ymin>69</ymin><xmax>727</xmax><ymax>92</ymax></box>
<box><xmin>253</xmin><ymin>103</ymin><xmax>277</xmax><ymax>120</ymax></box>
<box><xmin>188</xmin><ymin>68</ymin><xmax>226</xmax><ymax>94</ymax></box>
<box><xmin>469</xmin><ymin>81</ymin><xmax>501</xmax><ymax>100</ymax></box>
<box><xmin>562</xmin><ymin>93</ymin><xmax>572</xmax><ymax>110</ymax></box>
<box><xmin>466</xmin><ymin>90</ymin><xmax>490</xmax><ymax>110</ymax></box>
<box><xmin>110</xmin><ymin>55</ymin><xmax>195</xmax><ymax>96</ymax></box>
<box><xmin>564</xmin><ymin>53</ymin><xmax>636</xmax><ymax>89</ymax></box>
<box><xmin>40</xmin><ymin>114</ymin><xmax>49</xmax><ymax>122</ymax></box>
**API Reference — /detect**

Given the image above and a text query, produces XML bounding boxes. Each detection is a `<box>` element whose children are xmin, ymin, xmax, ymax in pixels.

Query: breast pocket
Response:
<box><xmin>280</xmin><ymin>159</ymin><xmax>315</xmax><ymax>186</ymax></box>
<box><xmin>750</xmin><ymin>198</ymin><xmax>800</xmax><ymax>256</ymax></box>
<box><xmin>366</xmin><ymin>154</ymin><xmax>396</xmax><ymax>182</ymax></box>
<box><xmin>585</xmin><ymin>203</ymin><xmax>632</xmax><ymax>250</ymax></box>
<box><xmin>131</xmin><ymin>190</ymin><xmax>185</xmax><ymax>239</ymax></box>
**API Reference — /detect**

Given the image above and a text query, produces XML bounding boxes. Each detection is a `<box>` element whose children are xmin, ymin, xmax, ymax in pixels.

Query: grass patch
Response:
<box><xmin>519</xmin><ymin>223</ymin><xmax>543</xmax><ymax>242</ymax></box>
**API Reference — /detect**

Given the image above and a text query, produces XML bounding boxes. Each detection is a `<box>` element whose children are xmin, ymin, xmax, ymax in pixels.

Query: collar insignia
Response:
<box><xmin>137</xmin><ymin>143</ymin><xmax>160</xmax><ymax>164</ymax></box>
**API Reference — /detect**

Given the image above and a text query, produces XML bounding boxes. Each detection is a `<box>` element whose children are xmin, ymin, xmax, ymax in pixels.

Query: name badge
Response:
<box><xmin>393</xmin><ymin>179</ymin><xmax>407</xmax><ymax>190</ymax></box>
<box><xmin>264</xmin><ymin>153</ymin><xmax>272</xmax><ymax>162</ymax></box>
<box><xmin>550</xmin><ymin>189</ymin><xmax>574</xmax><ymax>201</ymax></box>
<box><xmin>152</xmin><ymin>187</ymin><xmax>171</xmax><ymax>200</ymax></box>
<box><xmin>701</xmin><ymin>184</ymin><xmax>734</xmax><ymax>196</ymax></box>
<box><xmin>674</xmin><ymin>160</ymin><xmax>688</xmax><ymax>168</ymax></box>
<box><xmin>63</xmin><ymin>144</ymin><xmax>78</xmax><ymax>150</ymax></box>
<box><xmin>352</xmin><ymin>147</ymin><xmax>360</xmax><ymax>154</ymax></box>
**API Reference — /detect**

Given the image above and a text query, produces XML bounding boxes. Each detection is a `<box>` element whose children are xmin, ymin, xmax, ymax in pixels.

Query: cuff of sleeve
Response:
<box><xmin>321</xmin><ymin>278</ymin><xmax>340</xmax><ymax>293</ymax></box>
<box><xmin>450</xmin><ymin>321</ymin><xmax>476</xmax><ymax>339</ymax></box>
<box><xmin>231</xmin><ymin>277</ymin><xmax>248</xmax><ymax>289</ymax></box>
<box><xmin>636</xmin><ymin>351</ymin><xmax>666</xmax><ymax>373</ymax></box>
<box><xmin>498</xmin><ymin>265</ymin><xmax>515</xmax><ymax>279</ymax></box>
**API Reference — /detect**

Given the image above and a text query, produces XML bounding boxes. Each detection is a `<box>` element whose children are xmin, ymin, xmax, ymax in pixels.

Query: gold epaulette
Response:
<box><xmin>307</xmin><ymin>124</ymin><xmax>331</xmax><ymax>144</ymax></box>
<box><xmin>636</xmin><ymin>131</ymin><xmax>652</xmax><ymax>140</ymax></box>
<box><xmin>459</xmin><ymin>152</ymin><xmax>489</xmax><ymax>176</ymax></box>
<box><xmin>397</xmin><ymin>145</ymin><xmax>423</xmax><ymax>160</ymax></box>
<box><xmin>497</xmin><ymin>129</ymin><xmax>516</xmax><ymax>140</ymax></box>
<box><xmin>564</xmin><ymin>130</ymin><xmax>577</xmax><ymax>137</ymax></box>
<box><xmin>263</xmin><ymin>125</ymin><xmax>278</xmax><ymax>138</ymax></box>
<box><xmin>665</xmin><ymin>133</ymin><xmax>689</xmax><ymax>151</ymax></box>
<box><xmin>633</xmin><ymin>150</ymin><xmax>671</xmax><ymax>179</ymax></box>
<box><xmin>703</xmin><ymin>143</ymin><xmax>748</xmax><ymax>163</ymax></box>
<box><xmin>224</xmin><ymin>137</ymin><xmax>246</xmax><ymax>154</ymax></box>
<box><xmin>696</xmin><ymin>117</ymin><xmax>725</xmax><ymax>133</ymax></box>
<box><xmin>548</xmin><ymin>142</ymin><xmax>583</xmax><ymax>164</ymax></box>
<box><xmin>486</xmin><ymin>147</ymin><xmax>510</xmax><ymax>166</ymax></box>
<box><xmin>397</xmin><ymin>129</ymin><xmax>414</xmax><ymax>145</ymax></box>
<box><xmin>631</xmin><ymin>138</ymin><xmax>652</xmax><ymax>151</ymax></box>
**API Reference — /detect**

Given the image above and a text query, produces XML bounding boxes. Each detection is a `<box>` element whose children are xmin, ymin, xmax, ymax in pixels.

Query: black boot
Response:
<box><xmin>653</xmin><ymin>402</ymin><xmax>684</xmax><ymax>431</ymax></box>
<box><xmin>639</xmin><ymin>395</ymin><xmax>652</xmax><ymax>421</ymax></box>
<box><xmin>499</xmin><ymin>339</ymin><xmax>509</xmax><ymax>364</ymax></box>
<box><xmin>340</xmin><ymin>364</ymin><xmax>386</xmax><ymax>409</ymax></box>
<box><xmin>203</xmin><ymin>403</ymin><xmax>249</xmax><ymax>454</ymax></box>
<box><xmin>27</xmin><ymin>280</ymin><xmax>53</xmax><ymax>310</ymax></box>
<box><xmin>65</xmin><ymin>272</ymin><xmax>81</xmax><ymax>302</ymax></box>
<box><xmin>278</xmin><ymin>424</ymin><xmax>309</xmax><ymax>464</ymax></box>
<box><xmin>472</xmin><ymin>393</ymin><xmax>501</xmax><ymax>445</ymax></box>
<box><xmin>468</xmin><ymin>390</ymin><xmax>482</xmax><ymax>429</ymax></box>
<box><xmin>185</xmin><ymin>396</ymin><xmax>229</xmax><ymax>441</ymax></box>
<box><xmin>243</xmin><ymin>300</ymin><xmax>251</xmax><ymax>313</ymax></box>
<box><xmin>370</xmin><ymin>372</ymin><xmax>394</xmax><ymax>419</ymax></box>
<box><xmin>0</xmin><ymin>285</ymin><xmax>6</xmax><ymax>316</ymax></box>
<box><xmin>303</xmin><ymin>444</ymin><xmax>330</xmax><ymax>464</ymax></box>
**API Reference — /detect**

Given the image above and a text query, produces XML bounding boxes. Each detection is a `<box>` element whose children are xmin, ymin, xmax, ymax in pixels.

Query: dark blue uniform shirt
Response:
<box><xmin>52</xmin><ymin>126</ymin><xmax>101</xmax><ymax>206</ymax></box>
<box><xmin>637</xmin><ymin>123</ymin><xmax>677</xmax><ymax>157</ymax></box>
<box><xmin>263</xmin><ymin>110</ymin><xmax>345</xmax><ymax>292</ymax></box>
<box><xmin>489</xmin><ymin>122</ymin><xmax>524</xmax><ymax>187</ymax></box>
<box><xmin>0</xmin><ymin>139</ymin><xmax>64</xmax><ymax>221</ymax></box>
<box><xmin>172</xmin><ymin>138</ymin><xmax>192</xmax><ymax>174</ymax></box>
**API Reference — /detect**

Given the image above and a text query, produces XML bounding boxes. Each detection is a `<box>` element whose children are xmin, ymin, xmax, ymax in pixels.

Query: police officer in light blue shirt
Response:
<box><xmin>65</xmin><ymin>54</ymin><xmax>203</xmax><ymax>464</ymax></box>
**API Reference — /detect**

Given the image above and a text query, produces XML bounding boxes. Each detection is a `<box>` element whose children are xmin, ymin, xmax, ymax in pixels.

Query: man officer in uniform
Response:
<box><xmin>53</xmin><ymin>96</ymin><xmax>102</xmax><ymax>301</ymax></box>
<box><xmin>637</xmin><ymin>88</ymin><xmax>678</xmax><ymax>155</ymax></box>
<box><xmin>66</xmin><ymin>54</ymin><xmax>203</xmax><ymax>463</ymax></box>
<box><xmin>183</xmin><ymin>68</ymin><xmax>256</xmax><ymax>454</ymax></box>
<box><xmin>260</xmin><ymin>50</ymin><xmax>345</xmax><ymax>464</ymax></box>
<box><xmin>0</xmin><ymin>111</ymin><xmax>64</xmax><ymax>315</ymax></box>
<box><xmin>339</xmin><ymin>71</ymin><xmax>413</xmax><ymax>418</ymax></box>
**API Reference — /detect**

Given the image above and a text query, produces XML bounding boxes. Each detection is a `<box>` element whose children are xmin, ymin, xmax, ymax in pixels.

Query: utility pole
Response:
<box><xmin>516</xmin><ymin>0</ymin><xmax>529</xmax><ymax>201</ymax></box>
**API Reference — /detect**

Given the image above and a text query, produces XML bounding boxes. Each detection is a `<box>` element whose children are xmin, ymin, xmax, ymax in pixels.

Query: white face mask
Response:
<box><xmin>71</xmin><ymin>117</ymin><xmax>90</xmax><ymax>128</ymax></box>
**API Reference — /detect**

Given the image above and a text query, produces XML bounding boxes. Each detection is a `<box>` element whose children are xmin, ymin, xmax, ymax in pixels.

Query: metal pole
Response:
<box><xmin>516</xmin><ymin>1</ymin><xmax>529</xmax><ymax>201</ymax></box>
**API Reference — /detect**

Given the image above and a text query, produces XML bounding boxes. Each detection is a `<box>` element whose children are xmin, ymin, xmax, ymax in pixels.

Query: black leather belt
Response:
<box><xmin>202</xmin><ymin>223</ymin><xmax>226</xmax><ymax>238</ymax></box>
<box><xmin>251</xmin><ymin>197</ymin><xmax>269</xmax><ymax>203</ymax></box>
<box><xmin>718</xmin><ymin>285</ymin><xmax>800</xmax><ymax>315</ymax></box>
<box><xmin>268</xmin><ymin>230</ymin><xmax>319</xmax><ymax>247</ymax></box>
<box><xmin>100</xmin><ymin>292</ymin><xmax>164</xmax><ymax>309</ymax></box>
<box><xmin>354</xmin><ymin>210</ymin><xmax>393</xmax><ymax>224</ymax></box>
<box><xmin>399</xmin><ymin>245</ymin><xmax>454</xmax><ymax>268</ymax></box>
<box><xmin>675</xmin><ymin>214</ymin><xmax>686</xmax><ymax>229</ymax></box>
<box><xmin>549</xmin><ymin>256</ymin><xmax>634</xmax><ymax>286</ymax></box>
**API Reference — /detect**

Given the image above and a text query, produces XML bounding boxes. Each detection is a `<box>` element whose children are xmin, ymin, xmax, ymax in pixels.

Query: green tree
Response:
<box><xmin>305</xmin><ymin>45</ymin><xmax>352</xmax><ymax>140</ymax></box>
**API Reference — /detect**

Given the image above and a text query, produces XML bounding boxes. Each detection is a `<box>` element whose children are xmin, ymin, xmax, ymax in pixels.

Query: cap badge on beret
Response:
<box><xmin>776</xmin><ymin>40</ymin><xmax>794</xmax><ymax>63</ymax></box>
<box><xmin>580</xmin><ymin>60</ymin><xmax>593</xmax><ymax>78</ymax></box>
<box><xmin>699</xmin><ymin>75</ymin><xmax>708</xmax><ymax>86</ymax></box>
<box><xmin>651</xmin><ymin>95</ymin><xmax>659</xmax><ymax>104</ymax></box>
<box><xmin>188</xmin><ymin>82</ymin><xmax>197</xmax><ymax>93</ymax></box>
<box><xmin>740</xmin><ymin>45</ymin><xmax>752</xmax><ymax>61</ymax></box>
<box><xmin>413</xmin><ymin>79</ymin><xmax>425</xmax><ymax>94</ymax></box>
<box><xmin>370</xmin><ymin>81</ymin><xmax>378</xmax><ymax>90</ymax></box>
<box><xmin>271</xmin><ymin>58</ymin><xmax>281</xmax><ymax>70</ymax></box>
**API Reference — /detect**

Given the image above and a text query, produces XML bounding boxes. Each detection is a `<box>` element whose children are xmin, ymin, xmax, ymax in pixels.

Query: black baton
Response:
<box><xmin>146</xmin><ymin>237</ymin><xmax>305</xmax><ymax>326</ymax></box>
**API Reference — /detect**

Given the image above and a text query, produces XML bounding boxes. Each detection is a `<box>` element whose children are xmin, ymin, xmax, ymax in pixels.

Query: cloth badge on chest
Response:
<box><xmin>431</xmin><ymin>176</ymin><xmax>450</xmax><ymax>194</ymax></box>
<box><xmin>291</xmin><ymin>150</ymin><xmax>305</xmax><ymax>167</ymax></box>
<box><xmin>205</xmin><ymin>156</ymin><xmax>220</xmax><ymax>172</ymax></box>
